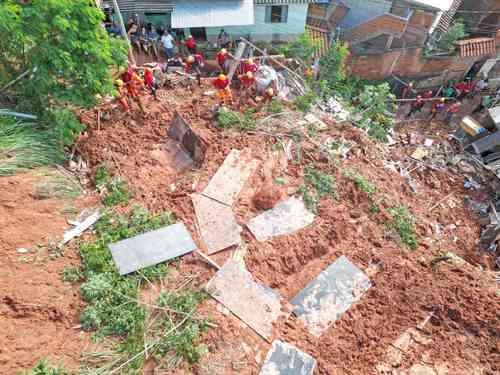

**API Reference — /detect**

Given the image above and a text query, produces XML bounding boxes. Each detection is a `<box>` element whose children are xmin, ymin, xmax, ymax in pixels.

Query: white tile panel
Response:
<box><xmin>172</xmin><ymin>0</ymin><xmax>254</xmax><ymax>28</ymax></box>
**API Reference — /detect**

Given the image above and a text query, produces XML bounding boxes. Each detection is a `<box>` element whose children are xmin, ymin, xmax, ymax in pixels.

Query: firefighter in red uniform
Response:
<box><xmin>185</xmin><ymin>35</ymin><xmax>196</xmax><ymax>54</ymax></box>
<box><xmin>183</xmin><ymin>55</ymin><xmax>203</xmax><ymax>86</ymax></box>
<box><xmin>143</xmin><ymin>67</ymin><xmax>157</xmax><ymax>99</ymax></box>
<box><xmin>121</xmin><ymin>66</ymin><xmax>146</xmax><ymax>114</ymax></box>
<box><xmin>216</xmin><ymin>48</ymin><xmax>228</xmax><ymax>73</ymax></box>
<box><xmin>115</xmin><ymin>79</ymin><xmax>130</xmax><ymax>113</ymax></box>
<box><xmin>238</xmin><ymin>71</ymin><xmax>256</xmax><ymax>105</ymax></box>
<box><xmin>243</xmin><ymin>58</ymin><xmax>258</xmax><ymax>74</ymax></box>
<box><xmin>213</xmin><ymin>73</ymin><xmax>232</xmax><ymax>105</ymax></box>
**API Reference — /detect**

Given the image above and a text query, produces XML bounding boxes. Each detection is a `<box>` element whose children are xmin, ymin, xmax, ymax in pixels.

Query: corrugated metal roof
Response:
<box><xmin>102</xmin><ymin>0</ymin><xmax>174</xmax><ymax>12</ymax></box>
<box><xmin>172</xmin><ymin>0</ymin><xmax>254</xmax><ymax>29</ymax></box>
<box><xmin>456</xmin><ymin>37</ymin><xmax>496</xmax><ymax>58</ymax></box>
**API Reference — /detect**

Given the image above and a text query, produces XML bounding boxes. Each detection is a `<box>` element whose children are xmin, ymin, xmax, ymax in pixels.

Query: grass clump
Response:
<box><xmin>94</xmin><ymin>164</ymin><xmax>133</xmax><ymax>207</ymax></box>
<box><xmin>78</xmin><ymin>207</ymin><xmax>208</xmax><ymax>372</ymax></box>
<box><xmin>0</xmin><ymin>118</ymin><xmax>63</xmax><ymax>176</ymax></box>
<box><xmin>216</xmin><ymin>109</ymin><xmax>256</xmax><ymax>130</ymax></box>
<box><xmin>386</xmin><ymin>206</ymin><xmax>418</xmax><ymax>250</ymax></box>
<box><xmin>60</xmin><ymin>266</ymin><xmax>84</xmax><ymax>283</ymax></box>
<box><xmin>343</xmin><ymin>169</ymin><xmax>377</xmax><ymax>197</ymax></box>
<box><xmin>294</xmin><ymin>90</ymin><xmax>317</xmax><ymax>113</ymax></box>
<box><xmin>34</xmin><ymin>169</ymin><xmax>82</xmax><ymax>200</ymax></box>
<box><xmin>23</xmin><ymin>358</ymin><xmax>70</xmax><ymax>375</ymax></box>
<box><xmin>267</xmin><ymin>98</ymin><xmax>283</xmax><ymax>114</ymax></box>
<box><xmin>298</xmin><ymin>165</ymin><xmax>336</xmax><ymax>213</ymax></box>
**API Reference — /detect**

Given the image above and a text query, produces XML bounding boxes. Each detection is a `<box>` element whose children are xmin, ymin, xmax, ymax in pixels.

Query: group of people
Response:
<box><xmin>404</xmin><ymin>77</ymin><xmax>499</xmax><ymax>124</ymax></box>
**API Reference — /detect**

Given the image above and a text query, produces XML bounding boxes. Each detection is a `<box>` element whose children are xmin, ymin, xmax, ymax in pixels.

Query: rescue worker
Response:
<box><xmin>243</xmin><ymin>58</ymin><xmax>258</xmax><ymax>74</ymax></box>
<box><xmin>143</xmin><ymin>67</ymin><xmax>157</xmax><ymax>99</ymax></box>
<box><xmin>212</xmin><ymin>73</ymin><xmax>232</xmax><ymax>106</ymax></box>
<box><xmin>121</xmin><ymin>66</ymin><xmax>146</xmax><ymax>114</ymax></box>
<box><xmin>115</xmin><ymin>79</ymin><xmax>129</xmax><ymax>113</ymax></box>
<box><xmin>428</xmin><ymin>98</ymin><xmax>446</xmax><ymax>121</ymax></box>
<box><xmin>444</xmin><ymin>102</ymin><xmax>461</xmax><ymax>124</ymax></box>
<box><xmin>216</xmin><ymin>48</ymin><xmax>229</xmax><ymax>73</ymax></box>
<box><xmin>185</xmin><ymin>35</ymin><xmax>196</xmax><ymax>54</ymax></box>
<box><xmin>407</xmin><ymin>95</ymin><xmax>424</xmax><ymax>118</ymax></box>
<box><xmin>263</xmin><ymin>87</ymin><xmax>275</xmax><ymax>104</ymax></box>
<box><xmin>183</xmin><ymin>55</ymin><xmax>202</xmax><ymax>86</ymax></box>
<box><xmin>238</xmin><ymin>71</ymin><xmax>256</xmax><ymax>105</ymax></box>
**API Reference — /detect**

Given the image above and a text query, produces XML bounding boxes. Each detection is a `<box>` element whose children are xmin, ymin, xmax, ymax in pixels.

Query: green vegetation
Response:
<box><xmin>23</xmin><ymin>359</ymin><xmax>70</xmax><ymax>375</ymax></box>
<box><xmin>267</xmin><ymin>98</ymin><xmax>283</xmax><ymax>114</ymax></box>
<box><xmin>60</xmin><ymin>266</ymin><xmax>84</xmax><ymax>283</ymax></box>
<box><xmin>319</xmin><ymin>41</ymin><xmax>350</xmax><ymax>95</ymax></box>
<box><xmin>299</xmin><ymin>165</ymin><xmax>336</xmax><ymax>213</ymax></box>
<box><xmin>94</xmin><ymin>165</ymin><xmax>133</xmax><ymax>207</ymax></box>
<box><xmin>343</xmin><ymin>170</ymin><xmax>377</xmax><ymax>197</ymax></box>
<box><xmin>386</xmin><ymin>206</ymin><xmax>418</xmax><ymax>250</ymax></box>
<box><xmin>217</xmin><ymin>108</ymin><xmax>256</xmax><ymax>130</ymax></box>
<box><xmin>34</xmin><ymin>169</ymin><xmax>82</xmax><ymax>200</ymax></box>
<box><xmin>294</xmin><ymin>90</ymin><xmax>318</xmax><ymax>113</ymax></box>
<box><xmin>0</xmin><ymin>0</ymin><xmax>127</xmax><ymax>173</ymax></box>
<box><xmin>279</xmin><ymin>32</ymin><xmax>321</xmax><ymax>62</ymax></box>
<box><xmin>0</xmin><ymin>118</ymin><xmax>63</xmax><ymax>176</ymax></box>
<box><xmin>436</xmin><ymin>20</ymin><xmax>467</xmax><ymax>54</ymax></box>
<box><xmin>78</xmin><ymin>207</ymin><xmax>208</xmax><ymax>372</ymax></box>
<box><xmin>355</xmin><ymin>83</ymin><xmax>396</xmax><ymax>142</ymax></box>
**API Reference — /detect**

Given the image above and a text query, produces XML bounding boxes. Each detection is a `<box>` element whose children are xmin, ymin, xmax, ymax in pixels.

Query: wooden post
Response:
<box><xmin>110</xmin><ymin>0</ymin><xmax>136</xmax><ymax>65</ymax></box>
<box><xmin>227</xmin><ymin>41</ymin><xmax>246</xmax><ymax>82</ymax></box>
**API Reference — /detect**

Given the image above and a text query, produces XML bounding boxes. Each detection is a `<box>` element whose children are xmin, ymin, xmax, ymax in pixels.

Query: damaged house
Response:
<box><xmin>307</xmin><ymin>0</ymin><xmax>500</xmax><ymax>87</ymax></box>
<box><xmin>102</xmin><ymin>0</ymin><xmax>322</xmax><ymax>42</ymax></box>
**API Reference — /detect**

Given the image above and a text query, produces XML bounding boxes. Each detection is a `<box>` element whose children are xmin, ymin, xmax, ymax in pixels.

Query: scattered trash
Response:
<box><xmin>303</xmin><ymin>113</ymin><xmax>327</xmax><ymax>131</ymax></box>
<box><xmin>424</xmin><ymin>139</ymin><xmax>434</xmax><ymax>147</ymax></box>
<box><xmin>205</xmin><ymin>259</ymin><xmax>285</xmax><ymax>341</ymax></box>
<box><xmin>202</xmin><ymin>149</ymin><xmax>259</xmax><ymax>207</ymax></box>
<box><xmin>411</xmin><ymin>147</ymin><xmax>428</xmax><ymax>161</ymax></box>
<box><xmin>16</xmin><ymin>248</ymin><xmax>29</xmax><ymax>254</ymax></box>
<box><xmin>62</xmin><ymin>210</ymin><xmax>101</xmax><ymax>245</ymax></box>
<box><xmin>203</xmin><ymin>90</ymin><xmax>216</xmax><ymax>96</ymax></box>
<box><xmin>109</xmin><ymin>222</ymin><xmax>196</xmax><ymax>275</ymax></box>
<box><xmin>247</xmin><ymin>197</ymin><xmax>315</xmax><ymax>242</ymax></box>
<box><xmin>192</xmin><ymin>193</ymin><xmax>242</xmax><ymax>254</ymax></box>
<box><xmin>259</xmin><ymin>340</ymin><xmax>317</xmax><ymax>375</ymax></box>
<box><xmin>290</xmin><ymin>256</ymin><xmax>371</xmax><ymax>337</ymax></box>
<box><xmin>320</xmin><ymin>97</ymin><xmax>350</xmax><ymax>121</ymax></box>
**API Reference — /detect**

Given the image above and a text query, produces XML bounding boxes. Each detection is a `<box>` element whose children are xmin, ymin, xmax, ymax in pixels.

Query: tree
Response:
<box><xmin>436</xmin><ymin>20</ymin><xmax>467</xmax><ymax>54</ymax></box>
<box><xmin>279</xmin><ymin>32</ymin><xmax>321</xmax><ymax>63</ymax></box>
<box><xmin>319</xmin><ymin>40</ymin><xmax>349</xmax><ymax>91</ymax></box>
<box><xmin>0</xmin><ymin>0</ymin><xmax>127</xmax><ymax>116</ymax></box>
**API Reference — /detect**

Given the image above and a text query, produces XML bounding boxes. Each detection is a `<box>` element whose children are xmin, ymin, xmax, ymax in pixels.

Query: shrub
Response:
<box><xmin>279</xmin><ymin>32</ymin><xmax>321</xmax><ymax>62</ymax></box>
<box><xmin>299</xmin><ymin>165</ymin><xmax>336</xmax><ymax>213</ymax></box>
<box><xmin>386</xmin><ymin>206</ymin><xmax>418</xmax><ymax>250</ymax></box>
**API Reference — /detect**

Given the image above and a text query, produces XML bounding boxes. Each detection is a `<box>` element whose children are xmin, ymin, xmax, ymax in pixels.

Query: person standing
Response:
<box><xmin>407</xmin><ymin>95</ymin><xmax>424</xmax><ymax>118</ymax></box>
<box><xmin>444</xmin><ymin>102</ymin><xmax>461</xmax><ymax>124</ymax></box>
<box><xmin>185</xmin><ymin>35</ymin><xmax>197</xmax><ymax>54</ymax></box>
<box><xmin>213</xmin><ymin>73</ymin><xmax>232</xmax><ymax>105</ymax></box>
<box><xmin>161</xmin><ymin>30</ymin><xmax>175</xmax><ymax>60</ymax></box>
<box><xmin>216</xmin><ymin>48</ymin><xmax>229</xmax><ymax>73</ymax></box>
<box><xmin>217</xmin><ymin>29</ymin><xmax>230</xmax><ymax>49</ymax></box>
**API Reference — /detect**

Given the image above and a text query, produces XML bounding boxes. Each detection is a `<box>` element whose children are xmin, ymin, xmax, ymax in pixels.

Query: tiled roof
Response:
<box><xmin>306</xmin><ymin>25</ymin><xmax>331</xmax><ymax>58</ymax></box>
<box><xmin>456</xmin><ymin>37</ymin><xmax>496</xmax><ymax>58</ymax></box>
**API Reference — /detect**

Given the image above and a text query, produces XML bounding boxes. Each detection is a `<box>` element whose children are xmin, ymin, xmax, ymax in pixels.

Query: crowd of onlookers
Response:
<box><xmin>403</xmin><ymin>77</ymin><xmax>500</xmax><ymax>124</ymax></box>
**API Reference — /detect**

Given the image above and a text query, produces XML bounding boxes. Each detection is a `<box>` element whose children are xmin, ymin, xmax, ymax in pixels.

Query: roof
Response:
<box><xmin>456</xmin><ymin>37</ymin><xmax>496</xmax><ymax>58</ymax></box>
<box><xmin>172</xmin><ymin>0</ymin><xmax>254</xmax><ymax>28</ymax></box>
<box><xmin>407</xmin><ymin>0</ymin><xmax>454</xmax><ymax>11</ymax></box>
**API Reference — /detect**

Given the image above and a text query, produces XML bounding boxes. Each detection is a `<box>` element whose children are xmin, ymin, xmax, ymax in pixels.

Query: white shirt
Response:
<box><xmin>161</xmin><ymin>34</ymin><xmax>174</xmax><ymax>49</ymax></box>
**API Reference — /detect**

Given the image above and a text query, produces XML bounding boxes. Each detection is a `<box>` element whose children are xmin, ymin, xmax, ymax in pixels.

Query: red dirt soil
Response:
<box><xmin>0</xmin><ymin>172</ymin><xmax>97</xmax><ymax>372</ymax></box>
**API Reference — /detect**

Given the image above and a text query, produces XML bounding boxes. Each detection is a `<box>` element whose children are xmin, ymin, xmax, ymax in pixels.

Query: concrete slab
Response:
<box><xmin>259</xmin><ymin>340</ymin><xmax>317</xmax><ymax>375</ymax></box>
<box><xmin>290</xmin><ymin>256</ymin><xmax>371</xmax><ymax>337</ymax></box>
<box><xmin>192</xmin><ymin>193</ymin><xmax>242</xmax><ymax>254</ymax></box>
<box><xmin>205</xmin><ymin>259</ymin><xmax>284</xmax><ymax>341</ymax></box>
<box><xmin>168</xmin><ymin>111</ymin><xmax>206</xmax><ymax>166</ymax></box>
<box><xmin>202</xmin><ymin>149</ymin><xmax>259</xmax><ymax>206</ymax></box>
<box><xmin>247</xmin><ymin>197</ymin><xmax>315</xmax><ymax>242</ymax></box>
<box><xmin>109</xmin><ymin>222</ymin><xmax>196</xmax><ymax>275</ymax></box>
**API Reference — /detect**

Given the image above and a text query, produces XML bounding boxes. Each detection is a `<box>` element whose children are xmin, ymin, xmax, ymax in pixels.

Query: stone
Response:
<box><xmin>202</xmin><ymin>149</ymin><xmax>259</xmax><ymax>207</ymax></box>
<box><xmin>205</xmin><ymin>259</ymin><xmax>285</xmax><ymax>341</ymax></box>
<box><xmin>192</xmin><ymin>193</ymin><xmax>242</xmax><ymax>254</ymax></box>
<box><xmin>109</xmin><ymin>222</ymin><xmax>196</xmax><ymax>275</ymax></box>
<box><xmin>259</xmin><ymin>340</ymin><xmax>316</xmax><ymax>375</ymax></box>
<box><xmin>247</xmin><ymin>197</ymin><xmax>315</xmax><ymax>242</ymax></box>
<box><xmin>290</xmin><ymin>256</ymin><xmax>371</xmax><ymax>337</ymax></box>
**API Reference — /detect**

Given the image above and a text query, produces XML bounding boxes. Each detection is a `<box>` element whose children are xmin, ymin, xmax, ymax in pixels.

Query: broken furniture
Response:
<box><xmin>205</xmin><ymin>259</ymin><xmax>285</xmax><ymax>341</ymax></box>
<box><xmin>290</xmin><ymin>255</ymin><xmax>371</xmax><ymax>337</ymax></box>
<box><xmin>259</xmin><ymin>340</ymin><xmax>317</xmax><ymax>375</ymax></box>
<box><xmin>247</xmin><ymin>197</ymin><xmax>315</xmax><ymax>241</ymax></box>
<box><xmin>109</xmin><ymin>222</ymin><xmax>196</xmax><ymax>275</ymax></box>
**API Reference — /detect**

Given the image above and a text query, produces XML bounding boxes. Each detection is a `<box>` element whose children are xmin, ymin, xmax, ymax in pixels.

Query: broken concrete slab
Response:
<box><xmin>202</xmin><ymin>149</ymin><xmax>259</xmax><ymax>207</ymax></box>
<box><xmin>247</xmin><ymin>197</ymin><xmax>315</xmax><ymax>242</ymax></box>
<box><xmin>109</xmin><ymin>222</ymin><xmax>196</xmax><ymax>275</ymax></box>
<box><xmin>290</xmin><ymin>255</ymin><xmax>371</xmax><ymax>337</ymax></box>
<box><xmin>192</xmin><ymin>193</ymin><xmax>242</xmax><ymax>254</ymax></box>
<box><xmin>168</xmin><ymin>111</ymin><xmax>206</xmax><ymax>166</ymax></box>
<box><xmin>62</xmin><ymin>210</ymin><xmax>101</xmax><ymax>245</ymax></box>
<box><xmin>205</xmin><ymin>259</ymin><xmax>284</xmax><ymax>341</ymax></box>
<box><xmin>259</xmin><ymin>340</ymin><xmax>317</xmax><ymax>375</ymax></box>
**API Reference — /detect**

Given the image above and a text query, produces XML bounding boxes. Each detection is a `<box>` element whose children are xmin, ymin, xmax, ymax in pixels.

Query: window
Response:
<box><xmin>265</xmin><ymin>5</ymin><xmax>288</xmax><ymax>23</ymax></box>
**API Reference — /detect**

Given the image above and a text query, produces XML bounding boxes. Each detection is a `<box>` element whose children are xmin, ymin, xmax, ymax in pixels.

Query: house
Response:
<box><xmin>306</xmin><ymin>0</ymin><xmax>499</xmax><ymax>86</ymax></box>
<box><xmin>102</xmin><ymin>0</ymin><xmax>322</xmax><ymax>42</ymax></box>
